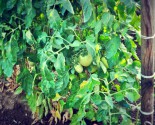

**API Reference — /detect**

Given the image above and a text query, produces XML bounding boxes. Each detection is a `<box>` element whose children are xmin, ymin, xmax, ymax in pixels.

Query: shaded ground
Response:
<box><xmin>0</xmin><ymin>101</ymin><xmax>32</xmax><ymax>125</ymax></box>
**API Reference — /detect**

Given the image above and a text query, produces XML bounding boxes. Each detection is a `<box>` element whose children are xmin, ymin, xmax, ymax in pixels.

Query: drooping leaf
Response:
<box><xmin>80</xmin><ymin>0</ymin><xmax>92</xmax><ymax>22</ymax></box>
<box><xmin>86</xmin><ymin>38</ymin><xmax>96</xmax><ymax>57</ymax></box>
<box><xmin>61</xmin><ymin>0</ymin><xmax>74</xmax><ymax>14</ymax></box>
<box><xmin>27</xmin><ymin>94</ymin><xmax>37</xmax><ymax>113</ymax></box>
<box><xmin>95</xmin><ymin>20</ymin><xmax>102</xmax><ymax>35</ymax></box>
<box><xmin>18</xmin><ymin>68</ymin><xmax>33</xmax><ymax>95</ymax></box>
<box><xmin>25</xmin><ymin>6</ymin><xmax>36</xmax><ymax>28</ymax></box>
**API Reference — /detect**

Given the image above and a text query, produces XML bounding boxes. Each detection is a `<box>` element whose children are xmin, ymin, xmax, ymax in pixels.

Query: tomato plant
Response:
<box><xmin>0</xmin><ymin>0</ymin><xmax>141</xmax><ymax>124</ymax></box>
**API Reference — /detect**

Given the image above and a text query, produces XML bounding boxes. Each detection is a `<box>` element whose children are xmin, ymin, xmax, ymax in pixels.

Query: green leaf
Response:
<box><xmin>81</xmin><ymin>93</ymin><xmax>91</xmax><ymax>105</ymax></box>
<box><xmin>43</xmin><ymin>99</ymin><xmax>49</xmax><ymax>116</ymax></box>
<box><xmin>95</xmin><ymin>20</ymin><xmax>102</xmax><ymax>35</ymax></box>
<box><xmin>105</xmin><ymin>36</ymin><xmax>121</xmax><ymax>59</ymax></box>
<box><xmin>86</xmin><ymin>39</ymin><xmax>96</xmax><ymax>57</ymax></box>
<box><xmin>126</xmin><ymin>2</ymin><xmax>135</xmax><ymax>15</ymax></box>
<box><xmin>55</xmin><ymin>71</ymin><xmax>69</xmax><ymax>92</ymax></box>
<box><xmin>107</xmin><ymin>52</ymin><xmax>119</xmax><ymax>68</ymax></box>
<box><xmin>14</xmin><ymin>86</ymin><xmax>23</xmax><ymax>95</ymax></box>
<box><xmin>18</xmin><ymin>68</ymin><xmax>33</xmax><ymax>95</ymax></box>
<box><xmin>100</xmin><ymin>61</ymin><xmax>107</xmax><ymax>73</ymax></box>
<box><xmin>80</xmin><ymin>0</ymin><xmax>92</xmax><ymax>22</ymax></box>
<box><xmin>39</xmin><ymin>104</ymin><xmax>44</xmax><ymax>119</ymax></box>
<box><xmin>71</xmin><ymin>40</ymin><xmax>81</xmax><ymax>47</ymax></box>
<box><xmin>25</xmin><ymin>30</ymin><xmax>34</xmax><ymax>45</ymax></box>
<box><xmin>96</xmin><ymin>108</ymin><xmax>108</xmax><ymax>122</ymax></box>
<box><xmin>102</xmin><ymin>12</ymin><xmax>111</xmax><ymax>26</ymax></box>
<box><xmin>27</xmin><ymin>94</ymin><xmax>37</xmax><ymax>113</ymax></box>
<box><xmin>1</xmin><ymin>59</ymin><xmax>14</xmax><ymax>77</ymax></box>
<box><xmin>6</xmin><ymin>0</ymin><xmax>17</xmax><ymax>10</ymax></box>
<box><xmin>91</xmin><ymin>94</ymin><xmax>102</xmax><ymax>105</ymax></box>
<box><xmin>54</xmin><ymin>53</ymin><xmax>65</xmax><ymax>73</ymax></box>
<box><xmin>37</xmin><ymin>93</ymin><xmax>44</xmax><ymax>106</ymax></box>
<box><xmin>0</xmin><ymin>0</ymin><xmax>6</xmax><ymax>15</ymax></box>
<box><xmin>51</xmin><ymin>38</ymin><xmax>63</xmax><ymax>49</ymax></box>
<box><xmin>47</xmin><ymin>9</ymin><xmax>61</xmax><ymax>28</ymax></box>
<box><xmin>125</xmin><ymin>90</ymin><xmax>140</xmax><ymax>102</ymax></box>
<box><xmin>105</xmin><ymin>95</ymin><xmax>113</xmax><ymax>108</ymax></box>
<box><xmin>81</xmin><ymin>120</ymin><xmax>86</xmax><ymax>125</ymax></box>
<box><xmin>61</xmin><ymin>0</ymin><xmax>74</xmax><ymax>14</ymax></box>
<box><xmin>1</xmin><ymin>34</ymin><xmax>19</xmax><ymax>77</ymax></box>
<box><xmin>25</xmin><ymin>7</ymin><xmax>36</xmax><ymax>28</ymax></box>
<box><xmin>114</xmin><ymin>92</ymin><xmax>124</xmax><ymax>102</ymax></box>
<box><xmin>44</xmin><ymin>66</ymin><xmax>55</xmax><ymax>81</ymax></box>
<box><xmin>40</xmin><ymin>79</ymin><xmax>55</xmax><ymax>97</ymax></box>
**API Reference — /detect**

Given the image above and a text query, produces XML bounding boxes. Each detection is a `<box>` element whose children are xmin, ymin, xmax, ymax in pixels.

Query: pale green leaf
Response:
<box><xmin>105</xmin><ymin>36</ymin><xmax>121</xmax><ymax>59</ymax></box>
<box><xmin>80</xmin><ymin>0</ymin><xmax>92</xmax><ymax>22</ymax></box>
<box><xmin>105</xmin><ymin>95</ymin><xmax>113</xmax><ymax>108</ymax></box>
<box><xmin>71</xmin><ymin>40</ymin><xmax>81</xmax><ymax>47</ymax></box>
<box><xmin>95</xmin><ymin>20</ymin><xmax>102</xmax><ymax>35</ymax></box>
<box><xmin>62</xmin><ymin>0</ymin><xmax>74</xmax><ymax>14</ymax></box>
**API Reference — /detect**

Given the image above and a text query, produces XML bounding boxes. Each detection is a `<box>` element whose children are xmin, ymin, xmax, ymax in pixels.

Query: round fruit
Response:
<box><xmin>79</xmin><ymin>53</ymin><xmax>93</xmax><ymax>67</ymax></box>
<box><xmin>74</xmin><ymin>64</ymin><xmax>83</xmax><ymax>73</ymax></box>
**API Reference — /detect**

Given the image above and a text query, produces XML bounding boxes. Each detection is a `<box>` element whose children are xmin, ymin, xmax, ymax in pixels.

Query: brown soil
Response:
<box><xmin>0</xmin><ymin>102</ymin><xmax>32</xmax><ymax>125</ymax></box>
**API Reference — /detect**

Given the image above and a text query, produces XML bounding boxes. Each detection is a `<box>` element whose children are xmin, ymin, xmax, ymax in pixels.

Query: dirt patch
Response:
<box><xmin>0</xmin><ymin>77</ymin><xmax>33</xmax><ymax>125</ymax></box>
<box><xmin>0</xmin><ymin>102</ymin><xmax>33</xmax><ymax>125</ymax></box>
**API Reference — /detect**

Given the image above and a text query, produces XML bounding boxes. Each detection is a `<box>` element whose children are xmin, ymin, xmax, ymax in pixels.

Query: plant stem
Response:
<box><xmin>92</xmin><ymin>4</ymin><xmax>98</xmax><ymax>43</ymax></box>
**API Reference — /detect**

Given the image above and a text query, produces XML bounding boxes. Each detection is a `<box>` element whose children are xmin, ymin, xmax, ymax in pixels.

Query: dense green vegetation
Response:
<box><xmin>0</xmin><ymin>0</ymin><xmax>141</xmax><ymax>124</ymax></box>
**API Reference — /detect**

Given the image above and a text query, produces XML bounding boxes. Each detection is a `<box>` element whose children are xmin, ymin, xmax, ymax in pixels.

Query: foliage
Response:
<box><xmin>0</xmin><ymin>0</ymin><xmax>141</xmax><ymax>124</ymax></box>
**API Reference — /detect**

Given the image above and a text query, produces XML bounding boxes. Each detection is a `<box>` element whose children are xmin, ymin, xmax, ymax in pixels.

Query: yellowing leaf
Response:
<box><xmin>80</xmin><ymin>80</ymin><xmax>88</xmax><ymax>89</ymax></box>
<box><xmin>56</xmin><ymin>110</ymin><xmax>61</xmax><ymax>120</ymax></box>
<box><xmin>95</xmin><ymin>44</ymin><xmax>100</xmax><ymax>53</ymax></box>
<box><xmin>53</xmin><ymin>93</ymin><xmax>61</xmax><ymax>101</ymax></box>
<box><xmin>114</xmin><ymin>74</ymin><xmax>119</xmax><ymax>78</ymax></box>
<box><xmin>50</xmin><ymin>11</ymin><xmax>53</xmax><ymax>17</ymax></box>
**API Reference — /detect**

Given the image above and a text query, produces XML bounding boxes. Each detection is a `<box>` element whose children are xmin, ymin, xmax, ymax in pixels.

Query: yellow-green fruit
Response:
<box><xmin>90</xmin><ymin>65</ymin><xmax>98</xmax><ymax>73</ymax></box>
<box><xmin>101</xmin><ymin>57</ymin><xmax>109</xmax><ymax>68</ymax></box>
<box><xmin>74</xmin><ymin>64</ymin><xmax>83</xmax><ymax>73</ymax></box>
<box><xmin>40</xmin><ymin>13</ymin><xmax>45</xmax><ymax>19</ymax></box>
<box><xmin>79</xmin><ymin>53</ymin><xmax>93</xmax><ymax>67</ymax></box>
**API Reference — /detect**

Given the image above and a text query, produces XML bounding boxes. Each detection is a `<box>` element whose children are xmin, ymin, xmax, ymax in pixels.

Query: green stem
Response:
<box><xmin>92</xmin><ymin>4</ymin><xmax>98</xmax><ymax>43</ymax></box>
<box><xmin>109</xmin><ymin>108</ymin><xmax>112</xmax><ymax>125</ymax></box>
<box><xmin>135</xmin><ymin>109</ymin><xmax>140</xmax><ymax>125</ymax></box>
<box><xmin>1</xmin><ymin>39</ymin><xmax>5</xmax><ymax>58</ymax></box>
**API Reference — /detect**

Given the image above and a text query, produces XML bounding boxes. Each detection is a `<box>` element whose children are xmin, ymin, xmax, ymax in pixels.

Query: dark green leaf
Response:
<box><xmin>18</xmin><ymin>68</ymin><xmax>33</xmax><ymax>95</ymax></box>
<box><xmin>6</xmin><ymin>0</ymin><xmax>17</xmax><ymax>10</ymax></box>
